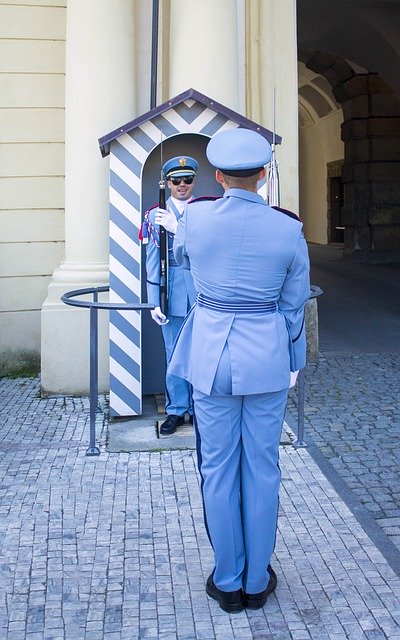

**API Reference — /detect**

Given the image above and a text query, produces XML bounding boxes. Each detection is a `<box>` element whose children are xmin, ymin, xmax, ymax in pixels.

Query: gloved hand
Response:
<box><xmin>150</xmin><ymin>306</ymin><xmax>169</xmax><ymax>325</ymax></box>
<box><xmin>155</xmin><ymin>208</ymin><xmax>178</xmax><ymax>234</ymax></box>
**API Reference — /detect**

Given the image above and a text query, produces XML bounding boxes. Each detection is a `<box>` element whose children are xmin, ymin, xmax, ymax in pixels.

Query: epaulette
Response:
<box><xmin>272</xmin><ymin>205</ymin><xmax>301</xmax><ymax>222</ymax></box>
<box><xmin>188</xmin><ymin>196</ymin><xmax>222</xmax><ymax>204</ymax></box>
<box><xmin>146</xmin><ymin>202</ymin><xmax>159</xmax><ymax>212</ymax></box>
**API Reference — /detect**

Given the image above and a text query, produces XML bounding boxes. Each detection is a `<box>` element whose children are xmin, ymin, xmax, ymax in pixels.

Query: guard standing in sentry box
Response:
<box><xmin>140</xmin><ymin>156</ymin><xmax>199</xmax><ymax>435</ymax></box>
<box><xmin>168</xmin><ymin>128</ymin><xmax>311</xmax><ymax>613</ymax></box>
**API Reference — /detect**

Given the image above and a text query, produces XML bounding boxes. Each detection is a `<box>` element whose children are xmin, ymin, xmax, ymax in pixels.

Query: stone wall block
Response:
<box><xmin>342</xmin><ymin>96</ymin><xmax>369</xmax><ymax>119</ymax></box>
<box><xmin>370</xmin><ymin>138</ymin><xmax>400</xmax><ymax>162</ymax></box>
<box><xmin>353</xmin><ymin>162</ymin><xmax>369</xmax><ymax>182</ymax></box>
<box><xmin>341</xmin><ymin>163</ymin><xmax>354</xmax><ymax>183</ymax></box>
<box><xmin>366</xmin><ymin>74</ymin><xmax>394</xmax><ymax>94</ymax></box>
<box><xmin>356</xmin><ymin>226</ymin><xmax>372</xmax><ymax>249</ymax></box>
<box><xmin>370</xmin><ymin>162</ymin><xmax>400</xmax><ymax>181</ymax></box>
<box><xmin>342</xmin><ymin>203</ymin><xmax>370</xmax><ymax>226</ymax></box>
<box><xmin>355</xmin><ymin>182</ymin><xmax>371</xmax><ymax>208</ymax></box>
<box><xmin>342</xmin><ymin>162</ymin><xmax>370</xmax><ymax>183</ymax></box>
<box><xmin>354</xmin><ymin>206</ymin><xmax>371</xmax><ymax>226</ymax></box>
<box><xmin>322</xmin><ymin>68</ymin><xmax>345</xmax><ymax>88</ymax></box>
<box><xmin>344</xmin><ymin>226</ymin><xmax>357</xmax><ymax>249</ymax></box>
<box><xmin>342</xmin><ymin>75</ymin><xmax>369</xmax><ymax>98</ymax></box>
<box><xmin>341</xmin><ymin>119</ymin><xmax>367</xmax><ymax>141</ymax></box>
<box><xmin>343</xmin><ymin>182</ymin><xmax>355</xmax><ymax>206</ymax></box>
<box><xmin>332</xmin><ymin>84</ymin><xmax>348</xmax><ymax>103</ymax></box>
<box><xmin>341</xmin><ymin>205</ymin><xmax>355</xmax><ymax>225</ymax></box>
<box><xmin>368</xmin><ymin>117</ymin><xmax>400</xmax><ymax>137</ymax></box>
<box><xmin>372</xmin><ymin>225</ymin><xmax>400</xmax><ymax>249</ymax></box>
<box><xmin>370</xmin><ymin>94</ymin><xmax>400</xmax><ymax>117</ymax></box>
<box><xmin>372</xmin><ymin>183</ymin><xmax>400</xmax><ymax>206</ymax></box>
<box><xmin>369</xmin><ymin>207</ymin><xmax>400</xmax><ymax>226</ymax></box>
<box><xmin>305</xmin><ymin>51</ymin><xmax>337</xmax><ymax>75</ymax></box>
<box><xmin>346</xmin><ymin>138</ymin><xmax>370</xmax><ymax>162</ymax></box>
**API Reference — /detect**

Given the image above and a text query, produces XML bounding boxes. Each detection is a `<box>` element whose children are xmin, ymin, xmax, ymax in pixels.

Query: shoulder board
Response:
<box><xmin>189</xmin><ymin>196</ymin><xmax>222</xmax><ymax>204</ymax></box>
<box><xmin>145</xmin><ymin>202</ymin><xmax>160</xmax><ymax>213</ymax></box>
<box><xmin>272</xmin><ymin>205</ymin><xmax>301</xmax><ymax>222</ymax></box>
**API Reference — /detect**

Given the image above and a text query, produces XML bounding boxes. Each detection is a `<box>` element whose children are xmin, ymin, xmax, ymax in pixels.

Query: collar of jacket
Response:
<box><xmin>223</xmin><ymin>188</ymin><xmax>266</xmax><ymax>204</ymax></box>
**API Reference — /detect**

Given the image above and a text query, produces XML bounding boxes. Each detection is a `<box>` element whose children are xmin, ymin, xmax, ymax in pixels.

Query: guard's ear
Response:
<box><xmin>215</xmin><ymin>169</ymin><xmax>225</xmax><ymax>185</ymax></box>
<box><xmin>259</xmin><ymin>167</ymin><xmax>267</xmax><ymax>180</ymax></box>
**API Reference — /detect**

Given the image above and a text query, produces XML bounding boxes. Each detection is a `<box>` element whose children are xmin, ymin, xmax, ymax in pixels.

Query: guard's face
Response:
<box><xmin>168</xmin><ymin>176</ymin><xmax>195</xmax><ymax>201</ymax></box>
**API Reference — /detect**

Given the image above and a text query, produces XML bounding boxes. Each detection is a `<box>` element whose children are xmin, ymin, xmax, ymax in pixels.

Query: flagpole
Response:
<box><xmin>267</xmin><ymin>86</ymin><xmax>280</xmax><ymax>207</ymax></box>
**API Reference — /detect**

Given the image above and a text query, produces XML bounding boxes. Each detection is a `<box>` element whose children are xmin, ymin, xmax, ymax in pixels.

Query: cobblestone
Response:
<box><xmin>287</xmin><ymin>352</ymin><xmax>400</xmax><ymax>551</ymax></box>
<box><xmin>0</xmin><ymin>376</ymin><xmax>400</xmax><ymax>638</ymax></box>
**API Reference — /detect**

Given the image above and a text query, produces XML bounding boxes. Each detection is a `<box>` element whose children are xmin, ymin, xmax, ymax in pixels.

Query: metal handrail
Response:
<box><xmin>61</xmin><ymin>284</ymin><xmax>322</xmax><ymax>454</ymax></box>
<box><xmin>61</xmin><ymin>286</ymin><xmax>154</xmax><ymax>456</ymax></box>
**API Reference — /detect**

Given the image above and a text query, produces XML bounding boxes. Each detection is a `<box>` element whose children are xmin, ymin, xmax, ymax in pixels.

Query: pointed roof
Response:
<box><xmin>99</xmin><ymin>87</ymin><xmax>281</xmax><ymax>157</ymax></box>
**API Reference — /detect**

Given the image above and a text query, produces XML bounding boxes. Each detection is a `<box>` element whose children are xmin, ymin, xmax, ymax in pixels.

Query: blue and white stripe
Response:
<box><xmin>108</xmin><ymin>98</ymin><xmax>241</xmax><ymax>416</ymax></box>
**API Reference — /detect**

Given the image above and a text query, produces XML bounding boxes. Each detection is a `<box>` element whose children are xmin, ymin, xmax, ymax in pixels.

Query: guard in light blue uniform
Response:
<box><xmin>168</xmin><ymin>129</ymin><xmax>311</xmax><ymax>613</ymax></box>
<box><xmin>140</xmin><ymin>156</ymin><xmax>199</xmax><ymax>434</ymax></box>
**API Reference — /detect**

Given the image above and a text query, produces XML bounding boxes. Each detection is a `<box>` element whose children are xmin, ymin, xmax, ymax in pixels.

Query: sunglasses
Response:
<box><xmin>170</xmin><ymin>176</ymin><xmax>194</xmax><ymax>185</ymax></box>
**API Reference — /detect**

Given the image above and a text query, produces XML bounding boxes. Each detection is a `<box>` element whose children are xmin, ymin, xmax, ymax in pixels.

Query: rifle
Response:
<box><xmin>158</xmin><ymin>143</ymin><xmax>168</xmax><ymax>316</ymax></box>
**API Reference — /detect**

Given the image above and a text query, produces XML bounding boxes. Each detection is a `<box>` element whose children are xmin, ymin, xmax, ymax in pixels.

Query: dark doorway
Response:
<box><xmin>328</xmin><ymin>175</ymin><xmax>344</xmax><ymax>244</ymax></box>
<box><xmin>141</xmin><ymin>133</ymin><xmax>224</xmax><ymax>394</ymax></box>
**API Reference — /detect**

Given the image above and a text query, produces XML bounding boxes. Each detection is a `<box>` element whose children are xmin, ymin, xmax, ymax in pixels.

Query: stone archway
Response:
<box><xmin>300</xmin><ymin>50</ymin><xmax>400</xmax><ymax>263</ymax></box>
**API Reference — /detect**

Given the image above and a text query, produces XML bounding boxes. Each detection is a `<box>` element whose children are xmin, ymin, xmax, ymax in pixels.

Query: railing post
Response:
<box><xmin>87</xmin><ymin>290</ymin><xmax>100</xmax><ymax>456</ymax></box>
<box><xmin>293</xmin><ymin>368</ymin><xmax>307</xmax><ymax>449</ymax></box>
<box><xmin>61</xmin><ymin>287</ymin><xmax>154</xmax><ymax>455</ymax></box>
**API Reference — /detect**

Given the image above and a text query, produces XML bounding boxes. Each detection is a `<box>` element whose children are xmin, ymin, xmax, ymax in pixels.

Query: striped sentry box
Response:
<box><xmin>99</xmin><ymin>89</ymin><xmax>279</xmax><ymax>416</ymax></box>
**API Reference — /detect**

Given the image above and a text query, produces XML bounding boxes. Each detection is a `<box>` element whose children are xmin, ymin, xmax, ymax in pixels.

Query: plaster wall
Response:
<box><xmin>299</xmin><ymin>109</ymin><xmax>344</xmax><ymax>244</ymax></box>
<box><xmin>0</xmin><ymin>1</ymin><xmax>66</xmax><ymax>374</ymax></box>
<box><xmin>40</xmin><ymin>0</ymin><xmax>137</xmax><ymax>394</ymax></box>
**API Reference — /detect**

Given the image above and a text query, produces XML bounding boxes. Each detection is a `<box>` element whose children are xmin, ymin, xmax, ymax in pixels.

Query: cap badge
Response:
<box><xmin>179</xmin><ymin>158</ymin><xmax>187</xmax><ymax>167</ymax></box>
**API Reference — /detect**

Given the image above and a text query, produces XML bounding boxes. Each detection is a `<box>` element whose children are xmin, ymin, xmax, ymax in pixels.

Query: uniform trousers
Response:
<box><xmin>161</xmin><ymin>316</ymin><xmax>193</xmax><ymax>417</ymax></box>
<box><xmin>192</xmin><ymin>345</ymin><xmax>288</xmax><ymax>594</ymax></box>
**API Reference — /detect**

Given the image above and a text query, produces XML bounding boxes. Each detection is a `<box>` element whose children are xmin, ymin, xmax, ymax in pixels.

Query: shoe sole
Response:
<box><xmin>206</xmin><ymin>585</ymin><xmax>244</xmax><ymax>614</ymax></box>
<box><xmin>244</xmin><ymin>570</ymin><xmax>277</xmax><ymax>609</ymax></box>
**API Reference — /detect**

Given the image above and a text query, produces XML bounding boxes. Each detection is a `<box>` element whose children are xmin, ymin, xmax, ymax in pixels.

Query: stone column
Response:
<box><xmin>167</xmin><ymin>0</ymin><xmax>299</xmax><ymax>212</ymax></box>
<box><xmin>41</xmin><ymin>0</ymin><xmax>136</xmax><ymax>394</ymax></box>
<box><xmin>339</xmin><ymin>75</ymin><xmax>400</xmax><ymax>262</ymax></box>
<box><xmin>168</xmin><ymin>0</ymin><xmax>241</xmax><ymax>111</ymax></box>
<box><xmin>247</xmin><ymin>0</ymin><xmax>299</xmax><ymax>212</ymax></box>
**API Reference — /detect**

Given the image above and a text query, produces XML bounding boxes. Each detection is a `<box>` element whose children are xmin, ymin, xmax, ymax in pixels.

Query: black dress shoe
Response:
<box><xmin>206</xmin><ymin>574</ymin><xmax>244</xmax><ymax>614</ymax></box>
<box><xmin>244</xmin><ymin>565</ymin><xmax>277</xmax><ymax>609</ymax></box>
<box><xmin>159</xmin><ymin>414</ymin><xmax>185</xmax><ymax>435</ymax></box>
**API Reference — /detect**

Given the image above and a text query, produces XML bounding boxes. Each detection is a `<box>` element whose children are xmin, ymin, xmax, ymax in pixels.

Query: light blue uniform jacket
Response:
<box><xmin>169</xmin><ymin>189</ymin><xmax>310</xmax><ymax>395</ymax></box>
<box><xmin>145</xmin><ymin>197</ymin><xmax>196</xmax><ymax>316</ymax></box>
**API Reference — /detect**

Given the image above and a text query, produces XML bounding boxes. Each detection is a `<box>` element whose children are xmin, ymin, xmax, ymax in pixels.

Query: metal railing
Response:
<box><xmin>61</xmin><ymin>286</ymin><xmax>154</xmax><ymax>456</ymax></box>
<box><xmin>61</xmin><ymin>284</ymin><xmax>322</xmax><ymax>455</ymax></box>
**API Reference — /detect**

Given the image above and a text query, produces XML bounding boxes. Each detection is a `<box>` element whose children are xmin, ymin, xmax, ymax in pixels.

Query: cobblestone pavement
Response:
<box><xmin>1</xmin><ymin>377</ymin><xmax>400</xmax><ymax>639</ymax></box>
<box><xmin>287</xmin><ymin>351</ymin><xmax>400</xmax><ymax>553</ymax></box>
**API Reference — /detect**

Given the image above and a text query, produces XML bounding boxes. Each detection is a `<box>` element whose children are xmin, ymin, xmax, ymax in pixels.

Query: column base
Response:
<box><xmin>41</xmin><ymin>264</ymin><xmax>110</xmax><ymax>396</ymax></box>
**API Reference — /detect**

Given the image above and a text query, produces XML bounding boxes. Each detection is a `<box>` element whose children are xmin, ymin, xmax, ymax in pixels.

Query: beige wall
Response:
<box><xmin>0</xmin><ymin>0</ymin><xmax>345</xmax><ymax>382</ymax></box>
<box><xmin>0</xmin><ymin>0</ymin><xmax>66</xmax><ymax>373</ymax></box>
<box><xmin>299</xmin><ymin>109</ymin><xmax>344</xmax><ymax>244</ymax></box>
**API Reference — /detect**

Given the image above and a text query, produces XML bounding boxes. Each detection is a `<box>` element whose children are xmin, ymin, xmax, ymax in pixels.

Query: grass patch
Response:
<box><xmin>2</xmin><ymin>367</ymin><xmax>39</xmax><ymax>379</ymax></box>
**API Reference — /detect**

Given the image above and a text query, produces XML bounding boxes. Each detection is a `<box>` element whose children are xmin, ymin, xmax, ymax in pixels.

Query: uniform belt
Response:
<box><xmin>196</xmin><ymin>293</ymin><xmax>277</xmax><ymax>314</ymax></box>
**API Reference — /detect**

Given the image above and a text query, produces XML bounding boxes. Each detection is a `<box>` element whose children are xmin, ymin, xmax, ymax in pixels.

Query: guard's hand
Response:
<box><xmin>150</xmin><ymin>306</ymin><xmax>169</xmax><ymax>325</ymax></box>
<box><xmin>155</xmin><ymin>208</ymin><xmax>178</xmax><ymax>234</ymax></box>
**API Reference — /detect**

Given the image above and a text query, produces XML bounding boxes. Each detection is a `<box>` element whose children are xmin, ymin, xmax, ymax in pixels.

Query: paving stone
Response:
<box><xmin>1</xmin><ymin>377</ymin><xmax>400</xmax><ymax>639</ymax></box>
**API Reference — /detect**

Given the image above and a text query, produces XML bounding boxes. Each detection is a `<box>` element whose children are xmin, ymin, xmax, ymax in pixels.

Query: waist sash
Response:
<box><xmin>196</xmin><ymin>293</ymin><xmax>277</xmax><ymax>314</ymax></box>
